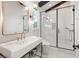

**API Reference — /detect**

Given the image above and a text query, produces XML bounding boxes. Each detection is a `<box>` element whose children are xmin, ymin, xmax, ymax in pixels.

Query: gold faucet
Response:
<box><xmin>20</xmin><ymin>33</ymin><xmax>25</xmax><ymax>43</ymax></box>
<box><xmin>15</xmin><ymin>32</ymin><xmax>25</xmax><ymax>42</ymax></box>
<box><xmin>15</xmin><ymin>32</ymin><xmax>21</xmax><ymax>41</ymax></box>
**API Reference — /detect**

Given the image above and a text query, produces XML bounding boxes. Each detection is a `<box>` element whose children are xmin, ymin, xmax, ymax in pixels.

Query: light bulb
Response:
<box><xmin>29</xmin><ymin>21</ymin><xmax>34</xmax><ymax>24</ymax></box>
<box><xmin>34</xmin><ymin>4</ymin><xmax>38</xmax><ymax>8</ymax></box>
<box><xmin>24</xmin><ymin>7</ymin><xmax>28</xmax><ymax>11</ymax></box>
<box><xmin>47</xmin><ymin>16</ymin><xmax>49</xmax><ymax>19</ymax></box>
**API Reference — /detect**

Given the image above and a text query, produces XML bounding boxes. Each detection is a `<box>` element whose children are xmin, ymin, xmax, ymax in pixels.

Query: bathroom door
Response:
<box><xmin>41</xmin><ymin>10</ymin><xmax>56</xmax><ymax>46</ymax></box>
<box><xmin>58</xmin><ymin>6</ymin><xmax>74</xmax><ymax>50</ymax></box>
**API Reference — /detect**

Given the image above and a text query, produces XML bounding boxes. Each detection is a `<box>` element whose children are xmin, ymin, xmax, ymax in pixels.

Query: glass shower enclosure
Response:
<box><xmin>41</xmin><ymin>10</ymin><xmax>56</xmax><ymax>47</ymax></box>
<box><xmin>40</xmin><ymin>6</ymin><xmax>75</xmax><ymax>50</ymax></box>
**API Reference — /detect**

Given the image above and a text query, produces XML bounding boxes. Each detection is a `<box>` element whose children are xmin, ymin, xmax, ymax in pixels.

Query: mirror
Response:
<box><xmin>23</xmin><ymin>15</ymin><xmax>29</xmax><ymax>33</ymax></box>
<box><xmin>2</xmin><ymin>1</ymin><xmax>29</xmax><ymax>35</ymax></box>
<box><xmin>32</xmin><ymin>8</ymin><xmax>39</xmax><ymax>29</ymax></box>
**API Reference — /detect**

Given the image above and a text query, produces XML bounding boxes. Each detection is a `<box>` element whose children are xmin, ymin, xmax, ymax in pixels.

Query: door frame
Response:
<box><xmin>57</xmin><ymin>5</ymin><xmax>75</xmax><ymax>51</ymax></box>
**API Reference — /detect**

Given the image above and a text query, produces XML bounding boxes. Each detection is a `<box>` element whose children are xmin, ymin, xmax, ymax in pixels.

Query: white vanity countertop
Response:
<box><xmin>0</xmin><ymin>36</ymin><xmax>42</xmax><ymax>58</ymax></box>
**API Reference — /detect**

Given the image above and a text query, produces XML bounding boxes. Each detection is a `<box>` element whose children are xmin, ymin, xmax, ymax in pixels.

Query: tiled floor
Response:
<box><xmin>42</xmin><ymin>45</ymin><xmax>77</xmax><ymax>58</ymax></box>
<box><xmin>0</xmin><ymin>45</ymin><xmax>79</xmax><ymax>58</ymax></box>
<box><xmin>23</xmin><ymin>45</ymin><xmax>79</xmax><ymax>58</ymax></box>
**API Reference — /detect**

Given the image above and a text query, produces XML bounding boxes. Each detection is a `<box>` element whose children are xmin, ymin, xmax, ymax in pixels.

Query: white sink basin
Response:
<box><xmin>0</xmin><ymin>36</ymin><xmax>42</xmax><ymax>58</ymax></box>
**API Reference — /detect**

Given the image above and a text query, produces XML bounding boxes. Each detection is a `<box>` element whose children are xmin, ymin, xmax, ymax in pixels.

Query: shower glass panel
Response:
<box><xmin>58</xmin><ymin>6</ymin><xmax>74</xmax><ymax>50</ymax></box>
<box><xmin>41</xmin><ymin>10</ymin><xmax>56</xmax><ymax>46</ymax></box>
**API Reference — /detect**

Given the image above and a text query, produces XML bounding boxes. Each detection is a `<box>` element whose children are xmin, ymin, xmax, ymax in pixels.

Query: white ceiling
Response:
<box><xmin>20</xmin><ymin>1</ymin><xmax>61</xmax><ymax>12</ymax></box>
<box><xmin>39</xmin><ymin>1</ymin><xmax>60</xmax><ymax>12</ymax></box>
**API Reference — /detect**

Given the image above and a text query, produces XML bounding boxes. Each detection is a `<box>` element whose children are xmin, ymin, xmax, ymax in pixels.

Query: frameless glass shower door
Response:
<box><xmin>58</xmin><ymin>6</ymin><xmax>74</xmax><ymax>50</ymax></box>
<box><xmin>41</xmin><ymin>10</ymin><xmax>56</xmax><ymax>46</ymax></box>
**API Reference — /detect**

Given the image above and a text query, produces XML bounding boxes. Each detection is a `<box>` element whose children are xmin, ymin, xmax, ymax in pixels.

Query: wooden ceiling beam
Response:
<box><xmin>38</xmin><ymin>1</ymin><xmax>49</xmax><ymax>7</ymax></box>
<box><xmin>45</xmin><ymin>1</ymin><xmax>67</xmax><ymax>12</ymax></box>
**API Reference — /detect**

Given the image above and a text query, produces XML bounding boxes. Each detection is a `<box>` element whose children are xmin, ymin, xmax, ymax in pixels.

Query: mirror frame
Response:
<box><xmin>2</xmin><ymin>1</ymin><xmax>29</xmax><ymax>36</ymax></box>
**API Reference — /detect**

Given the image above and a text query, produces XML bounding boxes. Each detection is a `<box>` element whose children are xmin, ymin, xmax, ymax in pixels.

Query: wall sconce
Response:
<box><xmin>30</xmin><ymin>15</ymin><xmax>32</xmax><ymax>18</ymax></box>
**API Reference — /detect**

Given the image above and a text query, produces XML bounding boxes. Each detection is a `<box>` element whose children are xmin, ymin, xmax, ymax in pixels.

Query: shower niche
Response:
<box><xmin>41</xmin><ymin>6</ymin><xmax>75</xmax><ymax>50</ymax></box>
